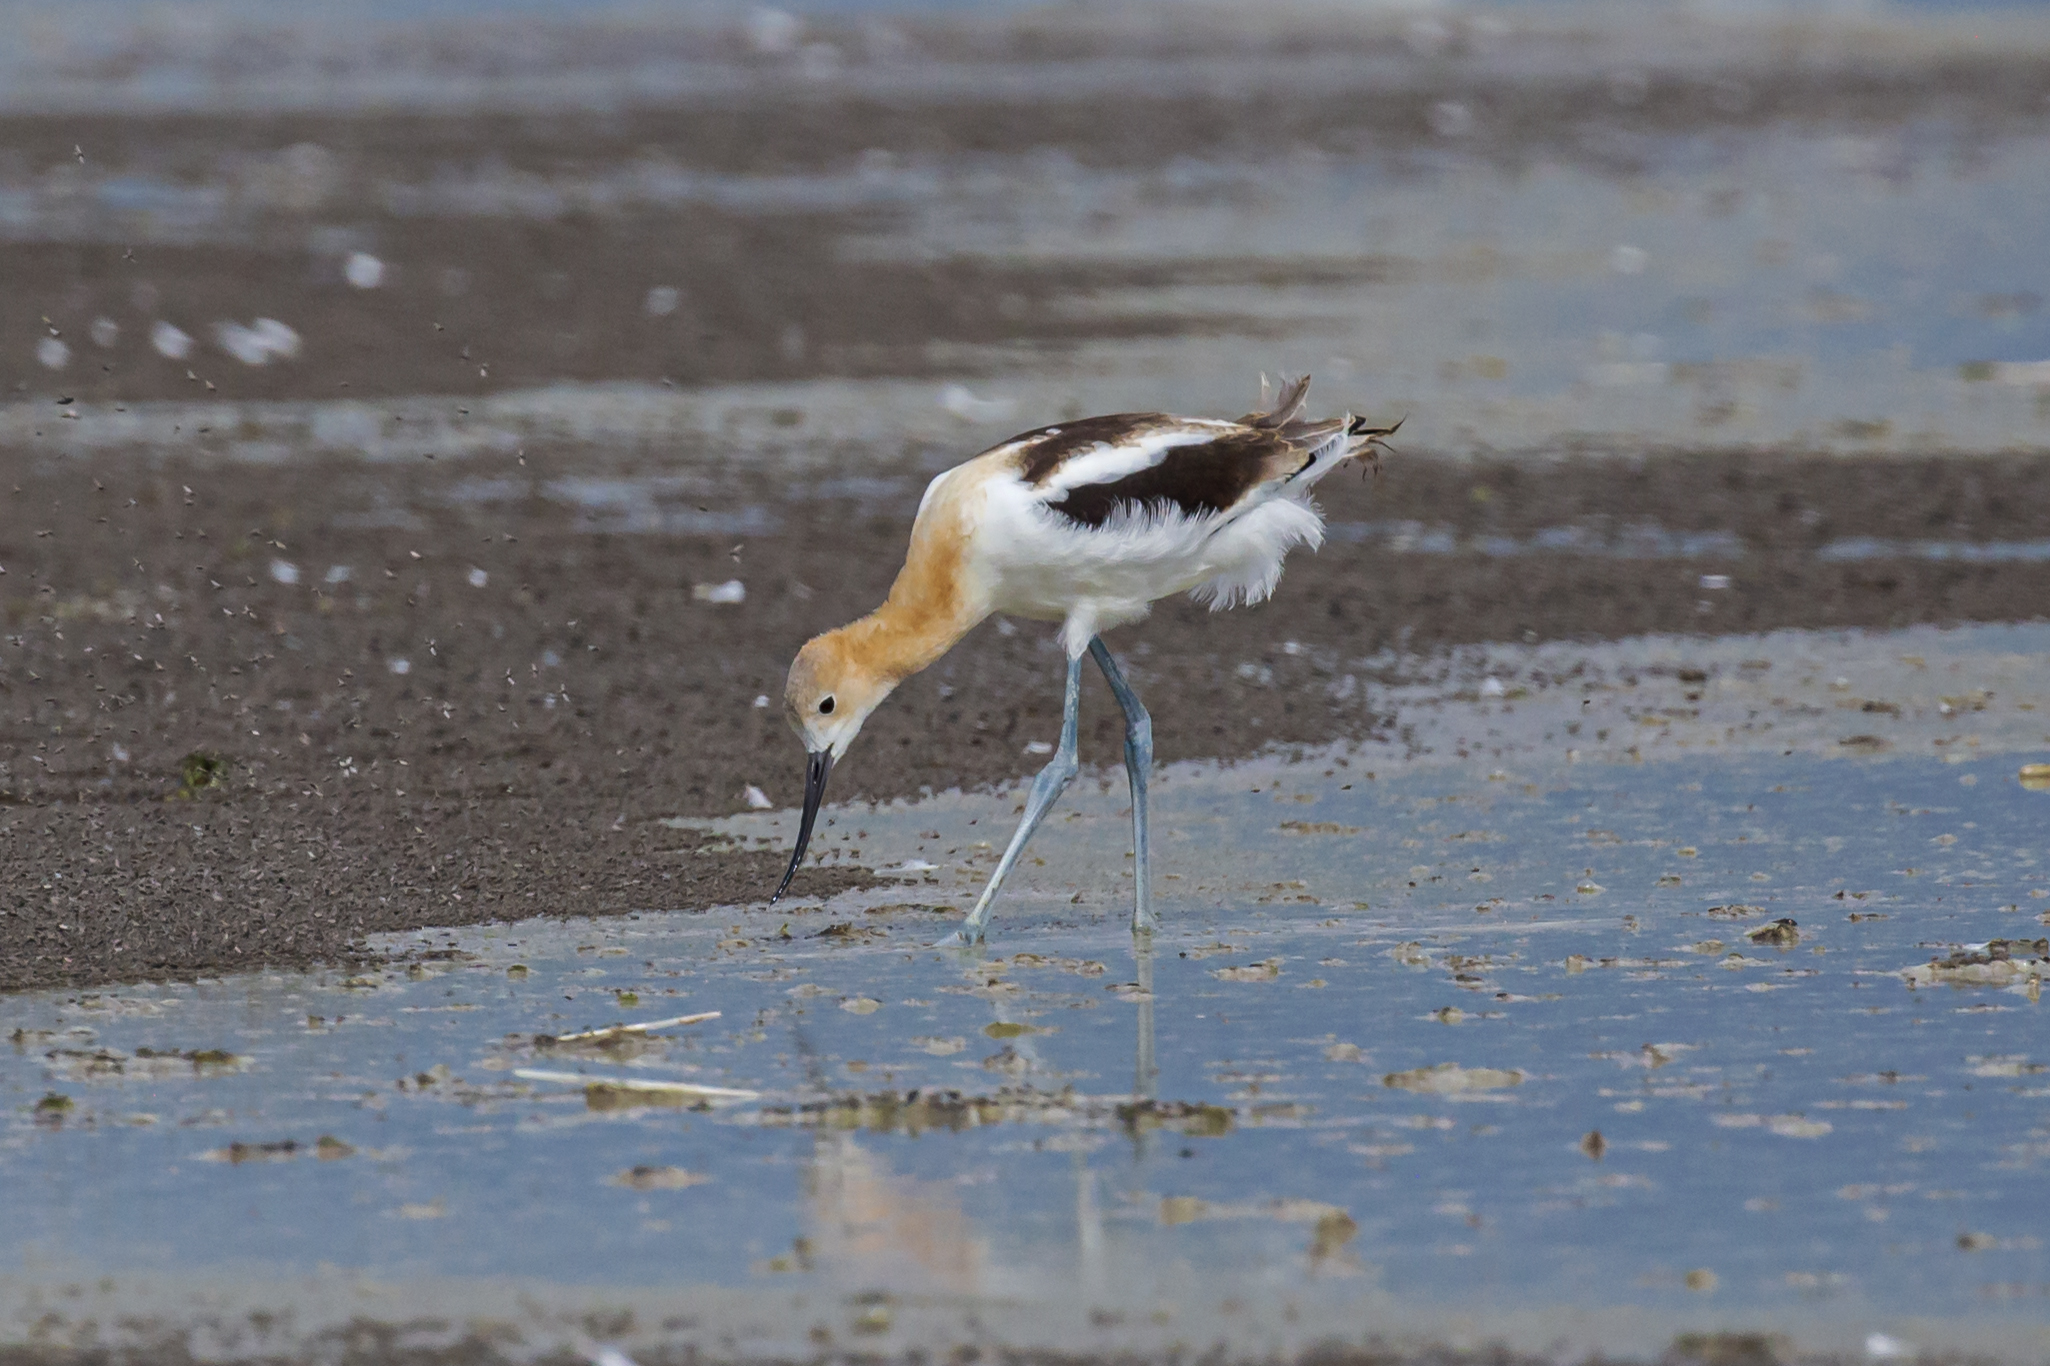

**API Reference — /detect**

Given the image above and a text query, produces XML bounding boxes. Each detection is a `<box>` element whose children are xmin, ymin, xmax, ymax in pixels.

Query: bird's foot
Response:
<box><xmin>932</xmin><ymin>926</ymin><xmax>986</xmax><ymax>951</ymax></box>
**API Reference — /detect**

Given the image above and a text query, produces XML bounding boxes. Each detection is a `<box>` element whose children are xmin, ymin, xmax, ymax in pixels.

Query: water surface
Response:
<box><xmin>7</xmin><ymin>623</ymin><xmax>2047</xmax><ymax>1361</ymax></box>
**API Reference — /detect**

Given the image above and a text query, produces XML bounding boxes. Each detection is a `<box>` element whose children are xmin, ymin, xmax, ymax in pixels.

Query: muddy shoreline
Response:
<box><xmin>5</xmin><ymin>3</ymin><xmax>2050</xmax><ymax>993</ymax></box>
<box><xmin>3</xmin><ymin>442</ymin><xmax>2047</xmax><ymax>993</ymax></box>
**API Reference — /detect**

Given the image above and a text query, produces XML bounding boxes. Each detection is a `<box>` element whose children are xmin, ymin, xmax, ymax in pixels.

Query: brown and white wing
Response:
<box><xmin>993</xmin><ymin>404</ymin><xmax>1349</xmax><ymax>530</ymax></box>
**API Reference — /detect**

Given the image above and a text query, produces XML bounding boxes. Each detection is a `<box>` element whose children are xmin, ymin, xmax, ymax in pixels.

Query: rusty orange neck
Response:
<box><xmin>821</xmin><ymin>509</ymin><xmax>988</xmax><ymax>684</ymax></box>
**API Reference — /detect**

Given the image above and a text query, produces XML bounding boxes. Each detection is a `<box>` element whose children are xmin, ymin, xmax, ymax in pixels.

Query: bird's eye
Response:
<box><xmin>819</xmin><ymin>696</ymin><xmax>836</xmax><ymax>715</ymax></box>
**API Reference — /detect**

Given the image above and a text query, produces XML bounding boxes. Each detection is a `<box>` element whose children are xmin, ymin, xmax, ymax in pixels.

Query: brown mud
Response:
<box><xmin>4</xmin><ymin>443</ymin><xmax>2046</xmax><ymax>993</ymax></box>
<box><xmin>4</xmin><ymin>15</ymin><xmax>2050</xmax><ymax>993</ymax></box>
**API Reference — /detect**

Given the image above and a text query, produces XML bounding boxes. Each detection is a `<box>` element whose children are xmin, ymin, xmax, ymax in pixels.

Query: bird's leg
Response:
<box><xmin>1088</xmin><ymin>637</ymin><xmax>1157</xmax><ymax>934</ymax></box>
<box><xmin>943</xmin><ymin>654</ymin><xmax>1084</xmax><ymax>946</ymax></box>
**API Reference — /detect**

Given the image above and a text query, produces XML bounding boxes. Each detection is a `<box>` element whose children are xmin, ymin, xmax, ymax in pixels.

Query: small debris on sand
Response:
<box><xmin>1744</xmin><ymin>918</ymin><xmax>1800</xmax><ymax>946</ymax></box>
<box><xmin>1382</xmin><ymin>1062</ymin><xmax>1523</xmax><ymax>1094</ymax></box>
<box><xmin>609</xmin><ymin>1165</ymin><xmax>709</xmax><ymax>1190</ymax></box>
<box><xmin>1902</xmin><ymin>938</ymin><xmax>2048</xmax><ymax>988</ymax></box>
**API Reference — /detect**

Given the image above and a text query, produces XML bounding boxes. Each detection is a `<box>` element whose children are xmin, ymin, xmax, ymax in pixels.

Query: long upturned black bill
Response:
<box><xmin>770</xmin><ymin>749</ymin><xmax>835</xmax><ymax>903</ymax></box>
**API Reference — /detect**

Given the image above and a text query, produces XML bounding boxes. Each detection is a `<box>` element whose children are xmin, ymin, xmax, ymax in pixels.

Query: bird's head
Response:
<box><xmin>770</xmin><ymin>628</ymin><xmax>899</xmax><ymax>902</ymax></box>
<box><xmin>783</xmin><ymin>629</ymin><xmax>897</xmax><ymax>760</ymax></box>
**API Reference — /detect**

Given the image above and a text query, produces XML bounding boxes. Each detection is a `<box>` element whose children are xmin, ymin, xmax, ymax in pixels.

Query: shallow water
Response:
<box><xmin>7</xmin><ymin>3</ymin><xmax>2050</xmax><ymax>1353</ymax></box>
<box><xmin>6</xmin><ymin>623</ymin><xmax>2047</xmax><ymax>1359</ymax></box>
<box><xmin>19</xmin><ymin>116</ymin><xmax>2050</xmax><ymax>463</ymax></box>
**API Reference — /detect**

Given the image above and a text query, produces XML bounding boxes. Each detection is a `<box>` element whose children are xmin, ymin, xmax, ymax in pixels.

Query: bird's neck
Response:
<box><xmin>839</xmin><ymin>525</ymin><xmax>985</xmax><ymax>682</ymax></box>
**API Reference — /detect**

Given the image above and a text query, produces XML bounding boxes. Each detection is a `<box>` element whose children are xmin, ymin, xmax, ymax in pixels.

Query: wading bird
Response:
<box><xmin>772</xmin><ymin>376</ymin><xmax>1396</xmax><ymax>943</ymax></box>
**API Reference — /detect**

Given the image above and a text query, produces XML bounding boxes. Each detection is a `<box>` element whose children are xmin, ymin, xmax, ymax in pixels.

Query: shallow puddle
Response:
<box><xmin>6</xmin><ymin>624</ymin><xmax>2048</xmax><ymax>1360</ymax></box>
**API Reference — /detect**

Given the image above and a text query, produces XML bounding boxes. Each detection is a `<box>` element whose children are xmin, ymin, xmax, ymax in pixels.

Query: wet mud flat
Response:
<box><xmin>3</xmin><ymin>441</ymin><xmax>2050</xmax><ymax>993</ymax></box>
<box><xmin>6</xmin><ymin>10</ymin><xmax>2050</xmax><ymax>446</ymax></box>
<box><xmin>6</xmin><ymin>6</ymin><xmax>2050</xmax><ymax>1363</ymax></box>
<box><xmin>2</xmin><ymin>0</ymin><xmax>2050</xmax><ymax>985</ymax></box>
<box><xmin>6</xmin><ymin>1</ymin><xmax>2050</xmax><ymax>446</ymax></box>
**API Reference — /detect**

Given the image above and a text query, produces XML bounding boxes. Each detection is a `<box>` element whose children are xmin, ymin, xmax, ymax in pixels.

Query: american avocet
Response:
<box><xmin>772</xmin><ymin>376</ymin><xmax>1396</xmax><ymax>943</ymax></box>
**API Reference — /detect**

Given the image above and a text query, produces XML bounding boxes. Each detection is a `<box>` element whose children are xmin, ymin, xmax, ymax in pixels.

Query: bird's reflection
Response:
<box><xmin>1132</xmin><ymin>932</ymin><xmax>1158</xmax><ymax>1105</ymax></box>
<box><xmin>803</xmin><ymin>1128</ymin><xmax>986</xmax><ymax>1292</ymax></box>
<box><xmin>781</xmin><ymin>1015</ymin><xmax>988</xmax><ymax>1292</ymax></box>
<box><xmin>782</xmin><ymin>934</ymin><xmax>1162</xmax><ymax>1294</ymax></box>
<box><xmin>1079</xmin><ymin>932</ymin><xmax>1158</xmax><ymax>1290</ymax></box>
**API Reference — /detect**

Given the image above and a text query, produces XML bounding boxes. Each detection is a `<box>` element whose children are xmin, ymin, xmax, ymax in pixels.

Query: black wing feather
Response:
<box><xmin>1013</xmin><ymin>375</ymin><xmax>1382</xmax><ymax>529</ymax></box>
<box><xmin>1046</xmin><ymin>431</ymin><xmax>1280</xmax><ymax>529</ymax></box>
<box><xmin>1014</xmin><ymin>413</ymin><xmax>1175</xmax><ymax>486</ymax></box>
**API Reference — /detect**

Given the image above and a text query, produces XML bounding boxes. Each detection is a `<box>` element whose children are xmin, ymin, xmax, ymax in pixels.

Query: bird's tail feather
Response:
<box><xmin>1343</xmin><ymin>413</ymin><xmax>1402</xmax><ymax>477</ymax></box>
<box><xmin>1246</xmin><ymin>373</ymin><xmax>1313</xmax><ymax>428</ymax></box>
<box><xmin>1245</xmin><ymin>373</ymin><xmax>1401</xmax><ymax>481</ymax></box>
<box><xmin>1280</xmin><ymin>412</ymin><xmax>1401</xmax><ymax>488</ymax></box>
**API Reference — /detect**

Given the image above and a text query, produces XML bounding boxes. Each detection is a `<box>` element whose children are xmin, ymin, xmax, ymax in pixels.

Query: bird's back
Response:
<box><xmin>921</xmin><ymin>376</ymin><xmax>1392</xmax><ymax>648</ymax></box>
